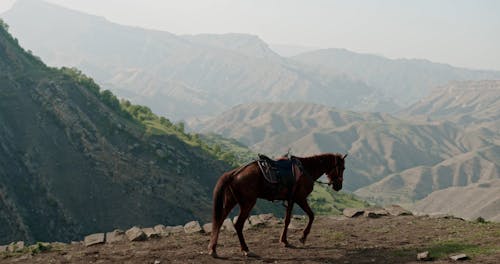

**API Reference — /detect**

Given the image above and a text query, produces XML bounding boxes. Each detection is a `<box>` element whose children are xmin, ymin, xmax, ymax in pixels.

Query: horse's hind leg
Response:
<box><xmin>208</xmin><ymin>196</ymin><xmax>237</xmax><ymax>257</ymax></box>
<box><xmin>234</xmin><ymin>200</ymin><xmax>256</xmax><ymax>255</ymax></box>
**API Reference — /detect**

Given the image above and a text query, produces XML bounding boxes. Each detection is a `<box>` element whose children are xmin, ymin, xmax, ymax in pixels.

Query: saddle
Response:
<box><xmin>257</xmin><ymin>154</ymin><xmax>299</xmax><ymax>194</ymax></box>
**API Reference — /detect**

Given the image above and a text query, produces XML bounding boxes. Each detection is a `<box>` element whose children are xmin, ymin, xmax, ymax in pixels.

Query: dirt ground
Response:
<box><xmin>1</xmin><ymin>215</ymin><xmax>499</xmax><ymax>263</ymax></box>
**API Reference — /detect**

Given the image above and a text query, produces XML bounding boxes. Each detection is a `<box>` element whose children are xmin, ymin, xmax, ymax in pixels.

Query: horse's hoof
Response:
<box><xmin>243</xmin><ymin>251</ymin><xmax>259</xmax><ymax>258</ymax></box>
<box><xmin>299</xmin><ymin>237</ymin><xmax>306</xmax><ymax>244</ymax></box>
<box><xmin>208</xmin><ymin>250</ymin><xmax>218</xmax><ymax>258</ymax></box>
<box><xmin>281</xmin><ymin>241</ymin><xmax>290</xmax><ymax>248</ymax></box>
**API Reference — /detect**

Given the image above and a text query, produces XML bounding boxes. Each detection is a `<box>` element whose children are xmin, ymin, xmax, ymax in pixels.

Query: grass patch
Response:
<box><xmin>426</xmin><ymin>240</ymin><xmax>498</xmax><ymax>259</ymax></box>
<box><xmin>308</xmin><ymin>185</ymin><xmax>369</xmax><ymax>215</ymax></box>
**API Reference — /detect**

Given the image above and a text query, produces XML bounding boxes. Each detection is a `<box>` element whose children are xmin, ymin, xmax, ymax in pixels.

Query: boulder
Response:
<box><xmin>258</xmin><ymin>213</ymin><xmax>276</xmax><ymax>222</ymax></box>
<box><xmin>222</xmin><ymin>218</ymin><xmax>236</xmax><ymax>233</ymax></box>
<box><xmin>84</xmin><ymin>233</ymin><xmax>105</xmax><ymax>247</ymax></box>
<box><xmin>184</xmin><ymin>221</ymin><xmax>202</xmax><ymax>234</ymax></box>
<box><xmin>125</xmin><ymin>226</ymin><xmax>147</xmax><ymax>241</ymax></box>
<box><xmin>343</xmin><ymin>208</ymin><xmax>364</xmax><ymax>218</ymax></box>
<box><xmin>7</xmin><ymin>241</ymin><xmax>25</xmax><ymax>252</ymax></box>
<box><xmin>385</xmin><ymin>205</ymin><xmax>412</xmax><ymax>216</ymax></box>
<box><xmin>202</xmin><ymin>223</ymin><xmax>212</xmax><ymax>234</ymax></box>
<box><xmin>249</xmin><ymin>215</ymin><xmax>265</xmax><ymax>227</ymax></box>
<box><xmin>106</xmin><ymin>229</ymin><xmax>125</xmax><ymax>243</ymax></box>
<box><xmin>142</xmin><ymin>227</ymin><xmax>161</xmax><ymax>239</ymax></box>
<box><xmin>153</xmin><ymin>224</ymin><xmax>169</xmax><ymax>237</ymax></box>
<box><xmin>0</xmin><ymin>245</ymin><xmax>7</xmax><ymax>252</ymax></box>
<box><xmin>450</xmin><ymin>254</ymin><xmax>468</xmax><ymax>261</ymax></box>
<box><xmin>364</xmin><ymin>208</ymin><xmax>389</xmax><ymax>218</ymax></box>
<box><xmin>417</xmin><ymin>251</ymin><xmax>431</xmax><ymax>261</ymax></box>
<box><xmin>168</xmin><ymin>225</ymin><xmax>184</xmax><ymax>233</ymax></box>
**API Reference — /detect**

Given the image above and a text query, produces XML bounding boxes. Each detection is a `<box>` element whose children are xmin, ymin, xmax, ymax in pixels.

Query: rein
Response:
<box><xmin>315</xmin><ymin>180</ymin><xmax>331</xmax><ymax>186</ymax></box>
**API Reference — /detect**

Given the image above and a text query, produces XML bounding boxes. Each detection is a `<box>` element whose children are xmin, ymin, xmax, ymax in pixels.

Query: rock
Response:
<box><xmin>184</xmin><ymin>221</ymin><xmax>202</xmax><ymax>234</ymax></box>
<box><xmin>202</xmin><ymin>223</ymin><xmax>212</xmax><ymax>234</ymax></box>
<box><xmin>417</xmin><ymin>251</ymin><xmax>431</xmax><ymax>261</ymax></box>
<box><xmin>106</xmin><ymin>230</ymin><xmax>125</xmax><ymax>243</ymax></box>
<box><xmin>0</xmin><ymin>245</ymin><xmax>7</xmax><ymax>252</ymax></box>
<box><xmin>450</xmin><ymin>254</ymin><xmax>468</xmax><ymax>261</ymax></box>
<box><xmin>154</xmin><ymin>224</ymin><xmax>169</xmax><ymax>236</ymax></box>
<box><xmin>249</xmin><ymin>215</ymin><xmax>265</xmax><ymax>227</ymax></box>
<box><xmin>385</xmin><ymin>205</ymin><xmax>412</xmax><ymax>216</ymax></box>
<box><xmin>364</xmin><ymin>208</ymin><xmax>389</xmax><ymax>218</ymax></box>
<box><xmin>154</xmin><ymin>260</ymin><xmax>161</xmax><ymax>264</ymax></box>
<box><xmin>168</xmin><ymin>225</ymin><xmax>184</xmax><ymax>233</ymax></box>
<box><xmin>7</xmin><ymin>241</ymin><xmax>25</xmax><ymax>252</ymax></box>
<box><xmin>142</xmin><ymin>227</ymin><xmax>161</xmax><ymax>239</ymax></box>
<box><xmin>258</xmin><ymin>213</ymin><xmax>275</xmax><ymax>222</ymax></box>
<box><xmin>222</xmin><ymin>218</ymin><xmax>236</xmax><ymax>233</ymax></box>
<box><xmin>125</xmin><ymin>226</ymin><xmax>147</xmax><ymax>241</ymax></box>
<box><xmin>84</xmin><ymin>233</ymin><xmax>105</xmax><ymax>247</ymax></box>
<box><xmin>428</xmin><ymin>213</ymin><xmax>465</xmax><ymax>220</ymax></box>
<box><xmin>343</xmin><ymin>208</ymin><xmax>364</xmax><ymax>218</ymax></box>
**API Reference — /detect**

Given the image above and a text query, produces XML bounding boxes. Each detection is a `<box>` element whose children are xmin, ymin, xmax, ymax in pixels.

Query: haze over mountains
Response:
<box><xmin>3</xmin><ymin>0</ymin><xmax>500</xmax><ymax>119</ymax></box>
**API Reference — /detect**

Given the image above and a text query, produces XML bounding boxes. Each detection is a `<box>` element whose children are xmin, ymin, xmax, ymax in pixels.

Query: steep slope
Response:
<box><xmin>413</xmin><ymin>179</ymin><xmax>500</xmax><ymax>222</ymax></box>
<box><xmin>191</xmin><ymin>102</ymin><xmax>496</xmax><ymax>191</ymax></box>
<box><xmin>292</xmin><ymin>48</ymin><xmax>500</xmax><ymax>106</ymax></box>
<box><xmin>1</xmin><ymin>0</ymin><xmax>379</xmax><ymax>119</ymax></box>
<box><xmin>0</xmin><ymin>23</ymin><xmax>229</xmax><ymax>244</ymax></box>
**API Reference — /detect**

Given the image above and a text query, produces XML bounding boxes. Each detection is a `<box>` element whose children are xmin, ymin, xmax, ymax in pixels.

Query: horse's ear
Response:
<box><xmin>342</xmin><ymin>153</ymin><xmax>348</xmax><ymax>159</ymax></box>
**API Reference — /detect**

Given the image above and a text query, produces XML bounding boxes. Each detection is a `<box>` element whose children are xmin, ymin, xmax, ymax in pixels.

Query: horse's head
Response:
<box><xmin>326</xmin><ymin>153</ymin><xmax>347</xmax><ymax>191</ymax></box>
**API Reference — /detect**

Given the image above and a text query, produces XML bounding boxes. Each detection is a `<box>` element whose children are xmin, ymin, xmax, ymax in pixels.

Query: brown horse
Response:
<box><xmin>208</xmin><ymin>153</ymin><xmax>347</xmax><ymax>257</ymax></box>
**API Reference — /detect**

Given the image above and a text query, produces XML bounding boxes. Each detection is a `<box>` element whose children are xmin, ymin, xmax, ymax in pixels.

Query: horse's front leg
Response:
<box><xmin>279</xmin><ymin>200</ymin><xmax>294</xmax><ymax>247</ymax></box>
<box><xmin>296</xmin><ymin>198</ymin><xmax>314</xmax><ymax>244</ymax></box>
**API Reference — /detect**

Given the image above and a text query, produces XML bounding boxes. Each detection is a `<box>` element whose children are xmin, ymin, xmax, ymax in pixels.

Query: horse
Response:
<box><xmin>208</xmin><ymin>152</ymin><xmax>347</xmax><ymax>257</ymax></box>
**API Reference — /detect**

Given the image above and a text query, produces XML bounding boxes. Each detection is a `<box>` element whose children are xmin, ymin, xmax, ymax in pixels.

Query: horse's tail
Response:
<box><xmin>212</xmin><ymin>171</ymin><xmax>234</xmax><ymax>225</ymax></box>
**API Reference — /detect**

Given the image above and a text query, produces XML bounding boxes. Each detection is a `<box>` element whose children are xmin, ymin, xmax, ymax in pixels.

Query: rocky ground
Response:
<box><xmin>1</xmin><ymin>208</ymin><xmax>499</xmax><ymax>263</ymax></box>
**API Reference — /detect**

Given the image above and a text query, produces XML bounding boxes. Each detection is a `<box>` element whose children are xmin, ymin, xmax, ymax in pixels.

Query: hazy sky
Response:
<box><xmin>1</xmin><ymin>0</ymin><xmax>500</xmax><ymax>70</ymax></box>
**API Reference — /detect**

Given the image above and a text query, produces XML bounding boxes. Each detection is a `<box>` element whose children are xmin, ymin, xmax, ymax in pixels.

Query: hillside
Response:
<box><xmin>292</xmin><ymin>48</ymin><xmax>500</xmax><ymax>106</ymax></box>
<box><xmin>0</xmin><ymin>22</ymin><xmax>232</xmax><ymax>244</ymax></box>
<box><xmin>413</xmin><ymin>179</ymin><xmax>500</xmax><ymax>222</ymax></box>
<box><xmin>1</xmin><ymin>0</ymin><xmax>383</xmax><ymax>119</ymax></box>
<box><xmin>399</xmin><ymin>80</ymin><xmax>500</xmax><ymax>136</ymax></box>
<box><xmin>354</xmin><ymin>146</ymin><xmax>500</xmax><ymax>207</ymax></box>
<box><xmin>1</xmin><ymin>213</ymin><xmax>499</xmax><ymax>263</ymax></box>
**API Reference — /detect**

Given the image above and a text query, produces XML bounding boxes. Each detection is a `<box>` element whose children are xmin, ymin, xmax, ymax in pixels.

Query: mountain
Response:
<box><xmin>413</xmin><ymin>179</ymin><xmax>500</xmax><ymax>222</ymax></box>
<box><xmin>269</xmin><ymin>43</ymin><xmax>318</xmax><ymax>57</ymax></box>
<box><xmin>0</xmin><ymin>22</ymin><xmax>231</xmax><ymax>244</ymax></box>
<box><xmin>354</xmin><ymin>81</ymin><xmax>500</xmax><ymax>205</ymax></box>
<box><xmin>292</xmin><ymin>48</ymin><xmax>500</xmax><ymax>107</ymax></box>
<box><xmin>1</xmin><ymin>0</ymin><xmax>386</xmax><ymax>119</ymax></box>
<box><xmin>191</xmin><ymin>85</ymin><xmax>499</xmax><ymax>214</ymax></box>
<box><xmin>399</xmin><ymin>80</ymin><xmax>500</xmax><ymax>133</ymax></box>
<box><xmin>354</xmin><ymin>146</ymin><xmax>500</xmax><ymax>206</ymax></box>
<box><xmin>191</xmin><ymin>101</ymin><xmax>496</xmax><ymax>191</ymax></box>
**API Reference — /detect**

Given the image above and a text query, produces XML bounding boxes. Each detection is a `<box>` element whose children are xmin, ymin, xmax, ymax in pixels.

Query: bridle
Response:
<box><xmin>315</xmin><ymin>157</ymin><xmax>340</xmax><ymax>186</ymax></box>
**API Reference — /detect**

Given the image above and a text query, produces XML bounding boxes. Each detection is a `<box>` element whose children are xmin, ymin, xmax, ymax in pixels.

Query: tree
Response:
<box><xmin>0</xmin><ymin>19</ymin><xmax>9</xmax><ymax>32</ymax></box>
